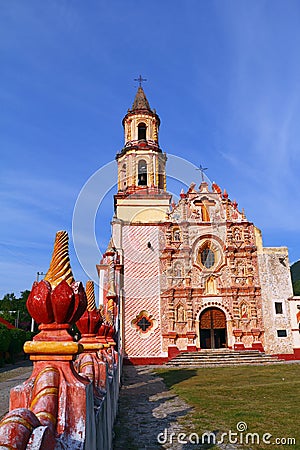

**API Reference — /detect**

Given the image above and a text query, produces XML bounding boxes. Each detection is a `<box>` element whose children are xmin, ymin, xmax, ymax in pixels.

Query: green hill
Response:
<box><xmin>290</xmin><ymin>260</ymin><xmax>300</xmax><ymax>295</ymax></box>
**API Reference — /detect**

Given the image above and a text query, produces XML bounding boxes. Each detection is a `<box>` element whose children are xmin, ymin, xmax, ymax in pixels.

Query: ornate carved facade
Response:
<box><xmin>101</xmin><ymin>85</ymin><xmax>300</xmax><ymax>364</ymax></box>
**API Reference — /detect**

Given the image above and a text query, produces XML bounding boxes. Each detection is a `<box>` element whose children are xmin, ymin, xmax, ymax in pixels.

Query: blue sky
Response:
<box><xmin>1</xmin><ymin>0</ymin><xmax>300</xmax><ymax>297</ymax></box>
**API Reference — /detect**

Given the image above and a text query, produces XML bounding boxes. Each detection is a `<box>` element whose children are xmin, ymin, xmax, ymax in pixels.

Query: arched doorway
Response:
<box><xmin>199</xmin><ymin>307</ymin><xmax>227</xmax><ymax>349</ymax></box>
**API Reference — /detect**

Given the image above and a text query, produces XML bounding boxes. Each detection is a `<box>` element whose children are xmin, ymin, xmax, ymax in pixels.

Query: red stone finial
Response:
<box><xmin>76</xmin><ymin>281</ymin><xmax>102</xmax><ymax>336</ymax></box>
<box><xmin>180</xmin><ymin>189</ymin><xmax>187</xmax><ymax>199</ymax></box>
<box><xmin>212</xmin><ymin>182</ymin><xmax>222</xmax><ymax>194</ymax></box>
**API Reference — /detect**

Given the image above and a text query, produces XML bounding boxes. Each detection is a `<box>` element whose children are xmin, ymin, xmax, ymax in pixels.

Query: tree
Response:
<box><xmin>0</xmin><ymin>291</ymin><xmax>31</xmax><ymax>330</ymax></box>
<box><xmin>293</xmin><ymin>280</ymin><xmax>300</xmax><ymax>296</ymax></box>
<box><xmin>0</xmin><ymin>324</ymin><xmax>11</xmax><ymax>366</ymax></box>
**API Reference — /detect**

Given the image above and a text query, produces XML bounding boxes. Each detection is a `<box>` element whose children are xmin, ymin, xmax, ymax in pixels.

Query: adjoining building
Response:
<box><xmin>98</xmin><ymin>86</ymin><xmax>300</xmax><ymax>364</ymax></box>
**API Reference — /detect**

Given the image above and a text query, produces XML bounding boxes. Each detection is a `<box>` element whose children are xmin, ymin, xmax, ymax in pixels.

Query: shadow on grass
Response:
<box><xmin>155</xmin><ymin>368</ymin><xmax>198</xmax><ymax>389</ymax></box>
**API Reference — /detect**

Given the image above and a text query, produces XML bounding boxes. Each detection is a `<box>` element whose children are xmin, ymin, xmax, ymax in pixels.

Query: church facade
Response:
<box><xmin>98</xmin><ymin>86</ymin><xmax>300</xmax><ymax>364</ymax></box>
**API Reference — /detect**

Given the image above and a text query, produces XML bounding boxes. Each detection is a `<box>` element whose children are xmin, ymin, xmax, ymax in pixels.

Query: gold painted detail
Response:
<box><xmin>86</xmin><ymin>280</ymin><xmax>96</xmax><ymax>311</ymax></box>
<box><xmin>24</xmin><ymin>341</ymin><xmax>79</xmax><ymax>355</ymax></box>
<box><xmin>34</xmin><ymin>367</ymin><xmax>60</xmax><ymax>385</ymax></box>
<box><xmin>105</xmin><ymin>311</ymin><xmax>114</xmax><ymax>326</ymax></box>
<box><xmin>0</xmin><ymin>416</ymin><xmax>34</xmax><ymax>432</ymax></box>
<box><xmin>81</xmin><ymin>342</ymin><xmax>103</xmax><ymax>351</ymax></box>
<box><xmin>98</xmin><ymin>305</ymin><xmax>105</xmax><ymax>320</ymax></box>
<box><xmin>30</xmin><ymin>387</ymin><xmax>58</xmax><ymax>409</ymax></box>
<box><xmin>80</xmin><ymin>361</ymin><xmax>94</xmax><ymax>370</ymax></box>
<box><xmin>35</xmin><ymin>411</ymin><xmax>57</xmax><ymax>425</ymax></box>
<box><xmin>44</xmin><ymin>231</ymin><xmax>74</xmax><ymax>288</ymax></box>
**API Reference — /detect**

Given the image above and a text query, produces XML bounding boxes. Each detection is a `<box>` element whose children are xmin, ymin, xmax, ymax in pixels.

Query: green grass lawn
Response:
<box><xmin>156</xmin><ymin>364</ymin><xmax>300</xmax><ymax>449</ymax></box>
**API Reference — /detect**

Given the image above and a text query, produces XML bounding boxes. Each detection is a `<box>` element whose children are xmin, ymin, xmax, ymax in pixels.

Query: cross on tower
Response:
<box><xmin>196</xmin><ymin>164</ymin><xmax>208</xmax><ymax>182</ymax></box>
<box><xmin>134</xmin><ymin>75</ymin><xmax>147</xmax><ymax>87</ymax></box>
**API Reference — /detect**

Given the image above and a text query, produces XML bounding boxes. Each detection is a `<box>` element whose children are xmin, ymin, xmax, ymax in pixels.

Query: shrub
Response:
<box><xmin>0</xmin><ymin>324</ymin><xmax>11</xmax><ymax>366</ymax></box>
<box><xmin>7</xmin><ymin>328</ymin><xmax>28</xmax><ymax>363</ymax></box>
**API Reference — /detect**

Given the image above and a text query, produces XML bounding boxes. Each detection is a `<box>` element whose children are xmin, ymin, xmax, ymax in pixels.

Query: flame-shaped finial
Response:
<box><xmin>86</xmin><ymin>280</ymin><xmax>96</xmax><ymax>311</ymax></box>
<box><xmin>98</xmin><ymin>304</ymin><xmax>105</xmax><ymax>320</ymax></box>
<box><xmin>105</xmin><ymin>311</ymin><xmax>114</xmax><ymax>326</ymax></box>
<box><xmin>44</xmin><ymin>231</ymin><xmax>75</xmax><ymax>288</ymax></box>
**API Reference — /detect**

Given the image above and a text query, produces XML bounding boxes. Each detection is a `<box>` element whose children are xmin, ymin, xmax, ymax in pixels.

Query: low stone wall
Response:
<box><xmin>0</xmin><ymin>231</ymin><xmax>122</xmax><ymax>450</ymax></box>
<box><xmin>0</xmin><ymin>342</ymin><xmax>121</xmax><ymax>450</ymax></box>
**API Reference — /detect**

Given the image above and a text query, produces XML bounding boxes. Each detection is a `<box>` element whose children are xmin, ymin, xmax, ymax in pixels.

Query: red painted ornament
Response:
<box><xmin>51</xmin><ymin>280</ymin><xmax>75</xmax><ymax>324</ymax></box>
<box><xmin>26</xmin><ymin>280</ymin><xmax>53</xmax><ymax>324</ymax></box>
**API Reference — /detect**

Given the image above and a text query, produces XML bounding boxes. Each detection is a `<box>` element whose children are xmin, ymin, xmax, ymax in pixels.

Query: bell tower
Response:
<box><xmin>114</xmin><ymin>85</ymin><xmax>171</xmax><ymax>223</ymax></box>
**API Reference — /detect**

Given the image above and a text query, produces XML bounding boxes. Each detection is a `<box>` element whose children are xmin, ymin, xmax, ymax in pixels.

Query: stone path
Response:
<box><xmin>0</xmin><ymin>360</ymin><xmax>33</xmax><ymax>419</ymax></box>
<box><xmin>113</xmin><ymin>365</ymin><xmax>195</xmax><ymax>450</ymax></box>
<box><xmin>113</xmin><ymin>365</ymin><xmax>242</xmax><ymax>450</ymax></box>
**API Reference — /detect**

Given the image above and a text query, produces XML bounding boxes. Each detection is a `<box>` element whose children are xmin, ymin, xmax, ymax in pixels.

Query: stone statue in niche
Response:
<box><xmin>240</xmin><ymin>302</ymin><xmax>249</xmax><ymax>319</ymax></box>
<box><xmin>205</xmin><ymin>276</ymin><xmax>217</xmax><ymax>294</ymax></box>
<box><xmin>174</xmin><ymin>264</ymin><xmax>183</xmax><ymax>277</ymax></box>
<box><xmin>176</xmin><ymin>304</ymin><xmax>186</xmax><ymax>322</ymax></box>
<box><xmin>173</xmin><ymin>229</ymin><xmax>181</xmax><ymax>241</ymax></box>
<box><xmin>233</xmin><ymin>227</ymin><xmax>242</xmax><ymax>242</ymax></box>
<box><xmin>236</xmin><ymin>261</ymin><xmax>246</xmax><ymax>276</ymax></box>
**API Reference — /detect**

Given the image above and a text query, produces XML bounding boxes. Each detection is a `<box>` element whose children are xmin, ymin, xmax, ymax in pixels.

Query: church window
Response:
<box><xmin>138</xmin><ymin>159</ymin><xmax>147</xmax><ymax>186</ymax></box>
<box><xmin>121</xmin><ymin>163</ymin><xmax>126</xmax><ymax>188</ymax></box>
<box><xmin>131</xmin><ymin>310</ymin><xmax>158</xmax><ymax>338</ymax></box>
<box><xmin>201</xmin><ymin>248</ymin><xmax>215</xmax><ymax>269</ymax></box>
<box><xmin>277</xmin><ymin>330</ymin><xmax>287</xmax><ymax>337</ymax></box>
<box><xmin>275</xmin><ymin>302</ymin><xmax>283</xmax><ymax>314</ymax></box>
<box><xmin>137</xmin><ymin>316</ymin><xmax>151</xmax><ymax>332</ymax></box>
<box><xmin>158</xmin><ymin>162</ymin><xmax>164</xmax><ymax>189</ymax></box>
<box><xmin>138</xmin><ymin>122</ymin><xmax>147</xmax><ymax>140</ymax></box>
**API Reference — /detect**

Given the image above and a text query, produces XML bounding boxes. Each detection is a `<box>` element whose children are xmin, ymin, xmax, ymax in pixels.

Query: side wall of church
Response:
<box><xmin>121</xmin><ymin>224</ymin><xmax>165</xmax><ymax>357</ymax></box>
<box><xmin>258</xmin><ymin>247</ymin><xmax>294</xmax><ymax>354</ymax></box>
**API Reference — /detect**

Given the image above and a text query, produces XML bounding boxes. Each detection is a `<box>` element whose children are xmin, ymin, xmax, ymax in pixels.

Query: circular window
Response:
<box><xmin>201</xmin><ymin>248</ymin><xmax>215</xmax><ymax>269</ymax></box>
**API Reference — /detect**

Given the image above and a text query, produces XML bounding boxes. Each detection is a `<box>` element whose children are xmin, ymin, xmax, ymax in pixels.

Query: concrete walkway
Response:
<box><xmin>0</xmin><ymin>360</ymin><xmax>33</xmax><ymax>419</ymax></box>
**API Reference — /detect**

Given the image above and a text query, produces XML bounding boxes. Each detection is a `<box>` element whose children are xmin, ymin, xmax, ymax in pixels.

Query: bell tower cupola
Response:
<box><xmin>114</xmin><ymin>82</ymin><xmax>171</xmax><ymax>223</ymax></box>
<box><xmin>116</xmin><ymin>84</ymin><xmax>167</xmax><ymax>193</ymax></box>
<box><xmin>123</xmin><ymin>86</ymin><xmax>160</xmax><ymax>146</ymax></box>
